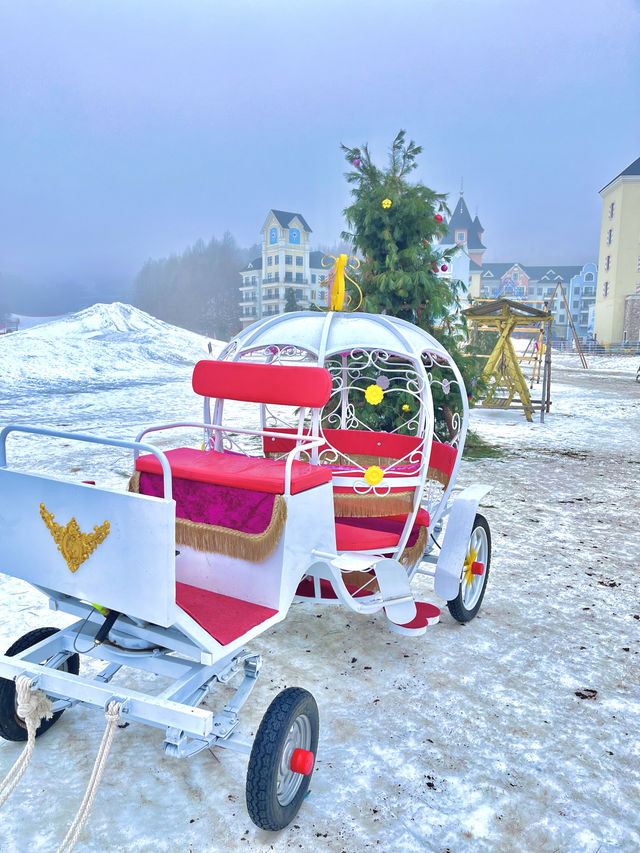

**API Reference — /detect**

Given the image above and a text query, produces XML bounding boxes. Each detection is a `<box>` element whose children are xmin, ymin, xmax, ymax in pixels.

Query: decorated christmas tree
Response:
<box><xmin>340</xmin><ymin>130</ymin><xmax>484</xmax><ymax>437</ymax></box>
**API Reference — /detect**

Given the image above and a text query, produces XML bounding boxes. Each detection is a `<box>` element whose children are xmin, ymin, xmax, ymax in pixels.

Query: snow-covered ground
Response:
<box><xmin>0</xmin><ymin>305</ymin><xmax>638</xmax><ymax>853</ymax></box>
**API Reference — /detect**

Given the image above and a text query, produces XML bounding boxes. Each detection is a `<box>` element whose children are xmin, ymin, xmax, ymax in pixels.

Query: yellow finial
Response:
<box><xmin>330</xmin><ymin>254</ymin><xmax>348</xmax><ymax>311</ymax></box>
<box><xmin>316</xmin><ymin>253</ymin><xmax>362</xmax><ymax>312</ymax></box>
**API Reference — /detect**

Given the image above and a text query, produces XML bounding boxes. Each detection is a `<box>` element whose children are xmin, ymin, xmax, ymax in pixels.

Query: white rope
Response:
<box><xmin>55</xmin><ymin>700</ymin><xmax>122</xmax><ymax>853</ymax></box>
<box><xmin>0</xmin><ymin>675</ymin><xmax>53</xmax><ymax>809</ymax></box>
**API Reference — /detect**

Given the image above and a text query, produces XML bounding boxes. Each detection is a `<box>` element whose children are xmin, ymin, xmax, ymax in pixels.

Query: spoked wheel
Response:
<box><xmin>246</xmin><ymin>687</ymin><xmax>319</xmax><ymax>831</ymax></box>
<box><xmin>0</xmin><ymin>627</ymin><xmax>80</xmax><ymax>742</ymax></box>
<box><xmin>447</xmin><ymin>513</ymin><xmax>491</xmax><ymax>623</ymax></box>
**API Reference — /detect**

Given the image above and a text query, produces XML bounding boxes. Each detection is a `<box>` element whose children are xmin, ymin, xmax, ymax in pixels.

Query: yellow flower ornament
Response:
<box><xmin>381</xmin><ymin>198</ymin><xmax>392</xmax><ymax>209</ymax></box>
<box><xmin>365</xmin><ymin>384</ymin><xmax>384</xmax><ymax>405</ymax></box>
<box><xmin>402</xmin><ymin>403</ymin><xmax>410</xmax><ymax>412</ymax></box>
<box><xmin>364</xmin><ymin>465</ymin><xmax>384</xmax><ymax>486</ymax></box>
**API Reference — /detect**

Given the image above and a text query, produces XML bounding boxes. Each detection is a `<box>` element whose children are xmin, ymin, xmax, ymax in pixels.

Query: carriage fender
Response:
<box><xmin>434</xmin><ymin>484</ymin><xmax>492</xmax><ymax>601</ymax></box>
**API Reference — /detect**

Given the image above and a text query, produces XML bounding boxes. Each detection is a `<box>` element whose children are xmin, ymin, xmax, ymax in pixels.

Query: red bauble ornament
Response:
<box><xmin>352</xmin><ymin>158</ymin><xmax>361</xmax><ymax>167</ymax></box>
<box><xmin>440</xmin><ymin>264</ymin><xmax>448</xmax><ymax>272</ymax></box>
<box><xmin>423</xmin><ymin>240</ymin><xmax>430</xmax><ymax>247</ymax></box>
<box><xmin>435</xmin><ymin>213</ymin><xmax>443</xmax><ymax>222</ymax></box>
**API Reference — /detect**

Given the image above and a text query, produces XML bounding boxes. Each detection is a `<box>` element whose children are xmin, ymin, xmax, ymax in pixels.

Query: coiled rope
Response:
<box><xmin>0</xmin><ymin>675</ymin><xmax>53</xmax><ymax>808</ymax></box>
<box><xmin>0</xmin><ymin>677</ymin><xmax>122</xmax><ymax>853</ymax></box>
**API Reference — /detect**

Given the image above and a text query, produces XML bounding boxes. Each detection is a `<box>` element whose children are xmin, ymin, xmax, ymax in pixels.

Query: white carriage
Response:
<box><xmin>0</xmin><ymin>308</ymin><xmax>491</xmax><ymax>837</ymax></box>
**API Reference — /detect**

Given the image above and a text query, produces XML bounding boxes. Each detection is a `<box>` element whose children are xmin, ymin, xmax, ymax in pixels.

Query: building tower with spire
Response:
<box><xmin>438</xmin><ymin>191</ymin><xmax>486</xmax><ymax>298</ymax></box>
<box><xmin>593</xmin><ymin>156</ymin><xmax>640</xmax><ymax>344</ymax></box>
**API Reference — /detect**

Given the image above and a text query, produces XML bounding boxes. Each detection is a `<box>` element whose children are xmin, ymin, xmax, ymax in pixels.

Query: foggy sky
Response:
<box><xmin>1</xmin><ymin>0</ymin><xmax>639</xmax><ymax>285</ymax></box>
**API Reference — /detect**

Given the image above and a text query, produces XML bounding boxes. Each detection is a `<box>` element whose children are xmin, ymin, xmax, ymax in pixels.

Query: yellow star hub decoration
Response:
<box><xmin>402</xmin><ymin>403</ymin><xmax>410</xmax><ymax>412</ymax></box>
<box><xmin>364</xmin><ymin>465</ymin><xmax>384</xmax><ymax>486</ymax></box>
<box><xmin>365</xmin><ymin>383</ymin><xmax>384</xmax><ymax>405</ymax></box>
<box><xmin>381</xmin><ymin>198</ymin><xmax>392</xmax><ymax>209</ymax></box>
<box><xmin>463</xmin><ymin>546</ymin><xmax>478</xmax><ymax>586</ymax></box>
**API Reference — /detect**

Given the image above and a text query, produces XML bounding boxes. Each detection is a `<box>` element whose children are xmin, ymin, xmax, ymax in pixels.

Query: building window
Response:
<box><xmin>267</xmin><ymin>256</ymin><xmax>272</xmax><ymax>266</ymax></box>
<box><xmin>606</xmin><ymin>229</ymin><xmax>612</xmax><ymax>245</ymax></box>
<box><xmin>285</xmin><ymin>272</ymin><xmax>292</xmax><ymax>282</ymax></box>
<box><xmin>296</xmin><ymin>289</ymin><xmax>303</xmax><ymax>300</ymax></box>
<box><xmin>270</xmin><ymin>227</ymin><xmax>277</xmax><ymax>244</ymax></box>
<box><xmin>295</xmin><ymin>273</ymin><xmax>303</xmax><ymax>283</ymax></box>
<box><xmin>267</xmin><ymin>273</ymin><xmax>272</xmax><ymax>282</ymax></box>
<box><xmin>604</xmin><ymin>255</ymin><xmax>610</xmax><ymax>271</ymax></box>
<box><xmin>295</xmin><ymin>256</ymin><xmax>303</xmax><ymax>266</ymax></box>
<box><xmin>608</xmin><ymin>202</ymin><xmax>615</xmax><ymax>218</ymax></box>
<box><xmin>289</xmin><ymin>228</ymin><xmax>300</xmax><ymax>245</ymax></box>
<box><xmin>311</xmin><ymin>274</ymin><xmax>316</xmax><ymax>284</ymax></box>
<box><xmin>603</xmin><ymin>281</ymin><xmax>609</xmax><ymax>297</ymax></box>
<box><xmin>637</xmin><ymin>256</ymin><xmax>640</xmax><ymax>272</ymax></box>
<box><xmin>285</xmin><ymin>255</ymin><xmax>292</xmax><ymax>265</ymax></box>
<box><xmin>455</xmin><ymin>231</ymin><xmax>466</xmax><ymax>243</ymax></box>
<box><xmin>584</xmin><ymin>272</ymin><xmax>594</xmax><ymax>282</ymax></box>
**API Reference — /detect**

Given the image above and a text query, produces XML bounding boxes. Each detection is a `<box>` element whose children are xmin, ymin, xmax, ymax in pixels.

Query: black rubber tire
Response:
<box><xmin>447</xmin><ymin>513</ymin><xmax>491</xmax><ymax>624</ymax></box>
<box><xmin>0</xmin><ymin>627</ymin><xmax>80</xmax><ymax>742</ymax></box>
<box><xmin>246</xmin><ymin>687</ymin><xmax>319</xmax><ymax>831</ymax></box>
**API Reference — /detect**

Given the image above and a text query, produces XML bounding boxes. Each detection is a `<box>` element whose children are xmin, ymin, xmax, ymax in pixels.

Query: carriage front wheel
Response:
<box><xmin>246</xmin><ymin>686</ymin><xmax>319</xmax><ymax>831</ymax></box>
<box><xmin>0</xmin><ymin>627</ymin><xmax>80</xmax><ymax>742</ymax></box>
<box><xmin>447</xmin><ymin>513</ymin><xmax>491</xmax><ymax>623</ymax></box>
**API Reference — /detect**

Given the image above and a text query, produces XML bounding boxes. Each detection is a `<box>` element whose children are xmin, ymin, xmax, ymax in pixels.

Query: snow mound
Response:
<box><xmin>0</xmin><ymin>302</ymin><xmax>224</xmax><ymax>393</ymax></box>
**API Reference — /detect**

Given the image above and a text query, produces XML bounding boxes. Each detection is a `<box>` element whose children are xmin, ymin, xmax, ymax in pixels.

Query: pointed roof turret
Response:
<box><xmin>448</xmin><ymin>194</ymin><xmax>475</xmax><ymax>232</ymax></box>
<box><xmin>440</xmin><ymin>195</ymin><xmax>486</xmax><ymax>250</ymax></box>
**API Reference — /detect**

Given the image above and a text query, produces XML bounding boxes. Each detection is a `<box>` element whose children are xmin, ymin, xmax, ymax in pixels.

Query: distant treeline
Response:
<box><xmin>133</xmin><ymin>232</ymin><xmax>258</xmax><ymax>340</ymax></box>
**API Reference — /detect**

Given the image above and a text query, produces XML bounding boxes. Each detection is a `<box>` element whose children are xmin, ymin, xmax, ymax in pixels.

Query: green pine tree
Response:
<box><xmin>340</xmin><ymin>130</ymin><xmax>485</xmax><ymax>437</ymax></box>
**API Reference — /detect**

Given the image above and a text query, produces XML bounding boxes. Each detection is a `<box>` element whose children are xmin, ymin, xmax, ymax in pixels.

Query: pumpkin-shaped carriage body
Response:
<box><xmin>210</xmin><ymin>309</ymin><xmax>491</xmax><ymax>631</ymax></box>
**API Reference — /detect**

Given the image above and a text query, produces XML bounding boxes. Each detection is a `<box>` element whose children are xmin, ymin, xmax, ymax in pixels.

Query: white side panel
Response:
<box><xmin>434</xmin><ymin>484</ymin><xmax>491</xmax><ymax>601</ymax></box>
<box><xmin>0</xmin><ymin>470</ymin><xmax>176</xmax><ymax>627</ymax></box>
<box><xmin>174</xmin><ymin>482</ymin><xmax>337</xmax><ymax>614</ymax></box>
<box><xmin>175</xmin><ymin>543</ymin><xmax>285</xmax><ymax>610</ymax></box>
<box><xmin>279</xmin><ymin>482</ymin><xmax>336</xmax><ymax>611</ymax></box>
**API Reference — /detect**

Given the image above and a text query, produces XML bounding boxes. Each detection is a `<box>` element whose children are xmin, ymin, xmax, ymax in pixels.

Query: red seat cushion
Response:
<box><xmin>176</xmin><ymin>582</ymin><xmax>278</xmax><ymax>645</ymax></box>
<box><xmin>135</xmin><ymin>447</ymin><xmax>332</xmax><ymax>495</ymax></box>
<box><xmin>335</xmin><ymin>509</ymin><xmax>429</xmax><ymax>552</ymax></box>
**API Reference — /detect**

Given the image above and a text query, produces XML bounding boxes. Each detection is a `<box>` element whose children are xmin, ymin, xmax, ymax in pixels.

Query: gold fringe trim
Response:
<box><xmin>427</xmin><ymin>466</ymin><xmax>451</xmax><ymax>488</ymax></box>
<box><xmin>333</xmin><ymin>490</ymin><xmax>415</xmax><ymax>518</ymax></box>
<box><xmin>129</xmin><ymin>471</ymin><xmax>287</xmax><ymax>562</ymax></box>
<box><xmin>400</xmin><ymin>524</ymin><xmax>429</xmax><ymax>567</ymax></box>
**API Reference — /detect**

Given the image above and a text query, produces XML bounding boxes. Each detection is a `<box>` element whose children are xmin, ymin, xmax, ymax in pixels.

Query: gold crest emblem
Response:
<box><xmin>39</xmin><ymin>503</ymin><xmax>110</xmax><ymax>573</ymax></box>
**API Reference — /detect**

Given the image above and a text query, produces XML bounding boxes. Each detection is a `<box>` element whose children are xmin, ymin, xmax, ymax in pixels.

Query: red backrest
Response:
<box><xmin>262</xmin><ymin>427</ymin><xmax>458</xmax><ymax>477</ymax></box>
<box><xmin>192</xmin><ymin>360</ymin><xmax>333</xmax><ymax>408</ymax></box>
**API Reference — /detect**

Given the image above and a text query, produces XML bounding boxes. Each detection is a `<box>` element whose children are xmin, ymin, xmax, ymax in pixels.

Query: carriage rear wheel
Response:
<box><xmin>447</xmin><ymin>513</ymin><xmax>491</xmax><ymax>623</ymax></box>
<box><xmin>246</xmin><ymin>687</ymin><xmax>319</xmax><ymax>831</ymax></box>
<box><xmin>0</xmin><ymin>627</ymin><xmax>80</xmax><ymax>742</ymax></box>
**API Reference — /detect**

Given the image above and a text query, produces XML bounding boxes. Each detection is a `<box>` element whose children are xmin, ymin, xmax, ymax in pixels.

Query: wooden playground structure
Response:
<box><xmin>464</xmin><ymin>299</ymin><xmax>552</xmax><ymax>422</ymax></box>
<box><xmin>464</xmin><ymin>286</ymin><xmax>588</xmax><ymax>422</ymax></box>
